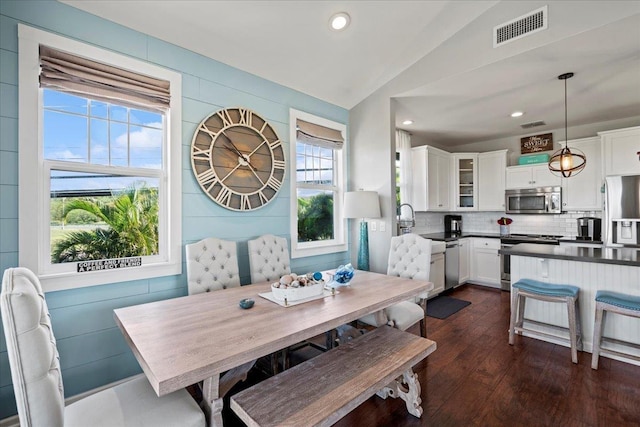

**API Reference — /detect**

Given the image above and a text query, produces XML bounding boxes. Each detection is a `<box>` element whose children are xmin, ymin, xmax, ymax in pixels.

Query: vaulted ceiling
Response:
<box><xmin>62</xmin><ymin>1</ymin><xmax>640</xmax><ymax>147</ymax></box>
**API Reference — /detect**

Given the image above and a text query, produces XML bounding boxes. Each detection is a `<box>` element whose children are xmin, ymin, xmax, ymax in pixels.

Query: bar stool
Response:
<box><xmin>509</xmin><ymin>278</ymin><xmax>582</xmax><ymax>363</ymax></box>
<box><xmin>591</xmin><ymin>290</ymin><xmax>640</xmax><ymax>370</ymax></box>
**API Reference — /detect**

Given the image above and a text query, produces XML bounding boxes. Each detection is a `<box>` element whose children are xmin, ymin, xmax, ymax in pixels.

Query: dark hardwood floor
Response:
<box><xmin>222</xmin><ymin>284</ymin><xmax>640</xmax><ymax>426</ymax></box>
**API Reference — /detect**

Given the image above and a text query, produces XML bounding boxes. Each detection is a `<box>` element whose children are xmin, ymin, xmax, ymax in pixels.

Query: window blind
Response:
<box><xmin>39</xmin><ymin>45</ymin><xmax>170</xmax><ymax>111</ymax></box>
<box><xmin>296</xmin><ymin>119</ymin><xmax>344</xmax><ymax>150</ymax></box>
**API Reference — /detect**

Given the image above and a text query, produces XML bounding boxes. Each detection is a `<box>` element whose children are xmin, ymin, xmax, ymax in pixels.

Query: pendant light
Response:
<box><xmin>548</xmin><ymin>72</ymin><xmax>586</xmax><ymax>177</ymax></box>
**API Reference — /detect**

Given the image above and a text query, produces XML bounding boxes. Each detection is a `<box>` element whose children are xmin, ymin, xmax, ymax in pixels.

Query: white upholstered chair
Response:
<box><xmin>186</xmin><ymin>237</ymin><xmax>240</xmax><ymax>295</ymax></box>
<box><xmin>247</xmin><ymin>234</ymin><xmax>291</xmax><ymax>283</ymax></box>
<box><xmin>359</xmin><ymin>234</ymin><xmax>432</xmax><ymax>338</ymax></box>
<box><xmin>247</xmin><ymin>234</ymin><xmax>300</xmax><ymax>371</ymax></box>
<box><xmin>185</xmin><ymin>238</ymin><xmax>255</xmax><ymax>393</ymax></box>
<box><xmin>1</xmin><ymin>267</ymin><xmax>205</xmax><ymax>427</ymax></box>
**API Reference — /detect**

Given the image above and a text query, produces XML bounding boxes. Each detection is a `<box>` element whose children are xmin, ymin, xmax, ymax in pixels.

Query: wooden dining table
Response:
<box><xmin>114</xmin><ymin>270</ymin><xmax>433</xmax><ymax>427</ymax></box>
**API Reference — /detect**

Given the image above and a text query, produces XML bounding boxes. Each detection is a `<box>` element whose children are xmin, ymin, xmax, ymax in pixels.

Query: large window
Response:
<box><xmin>18</xmin><ymin>25</ymin><xmax>182</xmax><ymax>291</ymax></box>
<box><xmin>289</xmin><ymin>109</ymin><xmax>347</xmax><ymax>258</ymax></box>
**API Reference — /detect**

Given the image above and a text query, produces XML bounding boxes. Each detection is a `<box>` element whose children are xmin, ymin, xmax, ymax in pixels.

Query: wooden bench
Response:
<box><xmin>230</xmin><ymin>326</ymin><xmax>437</xmax><ymax>427</ymax></box>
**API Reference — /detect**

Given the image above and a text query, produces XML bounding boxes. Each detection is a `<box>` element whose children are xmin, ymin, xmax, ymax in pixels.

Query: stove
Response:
<box><xmin>501</xmin><ymin>234</ymin><xmax>563</xmax><ymax>245</ymax></box>
<box><xmin>500</xmin><ymin>234</ymin><xmax>563</xmax><ymax>290</ymax></box>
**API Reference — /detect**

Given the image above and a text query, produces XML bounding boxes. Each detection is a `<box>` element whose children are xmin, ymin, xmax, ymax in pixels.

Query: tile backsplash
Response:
<box><xmin>413</xmin><ymin>210</ymin><xmax>602</xmax><ymax>238</ymax></box>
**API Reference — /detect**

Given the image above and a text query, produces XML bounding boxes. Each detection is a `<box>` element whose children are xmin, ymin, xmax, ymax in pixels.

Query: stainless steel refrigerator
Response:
<box><xmin>605</xmin><ymin>175</ymin><xmax>640</xmax><ymax>247</ymax></box>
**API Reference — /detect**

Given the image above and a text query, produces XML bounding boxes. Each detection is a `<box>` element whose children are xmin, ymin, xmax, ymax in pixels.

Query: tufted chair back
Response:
<box><xmin>247</xmin><ymin>234</ymin><xmax>291</xmax><ymax>283</ymax></box>
<box><xmin>358</xmin><ymin>234</ymin><xmax>432</xmax><ymax>337</ymax></box>
<box><xmin>186</xmin><ymin>238</ymin><xmax>241</xmax><ymax>295</ymax></box>
<box><xmin>1</xmin><ymin>267</ymin><xmax>65</xmax><ymax>427</ymax></box>
<box><xmin>387</xmin><ymin>233</ymin><xmax>432</xmax><ymax>281</ymax></box>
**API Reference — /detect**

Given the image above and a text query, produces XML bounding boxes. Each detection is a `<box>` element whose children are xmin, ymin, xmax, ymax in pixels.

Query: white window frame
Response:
<box><xmin>289</xmin><ymin>109</ymin><xmax>347</xmax><ymax>258</ymax></box>
<box><xmin>18</xmin><ymin>25</ymin><xmax>182</xmax><ymax>292</ymax></box>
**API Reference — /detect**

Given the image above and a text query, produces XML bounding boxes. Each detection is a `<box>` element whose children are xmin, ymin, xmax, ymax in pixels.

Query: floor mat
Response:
<box><xmin>427</xmin><ymin>295</ymin><xmax>471</xmax><ymax>319</ymax></box>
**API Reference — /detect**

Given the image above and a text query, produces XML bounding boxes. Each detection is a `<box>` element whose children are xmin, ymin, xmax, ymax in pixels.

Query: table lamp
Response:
<box><xmin>344</xmin><ymin>191</ymin><xmax>381</xmax><ymax>271</ymax></box>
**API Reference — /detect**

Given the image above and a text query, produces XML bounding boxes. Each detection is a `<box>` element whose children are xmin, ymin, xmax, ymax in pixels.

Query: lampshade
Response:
<box><xmin>344</xmin><ymin>191</ymin><xmax>381</xmax><ymax>219</ymax></box>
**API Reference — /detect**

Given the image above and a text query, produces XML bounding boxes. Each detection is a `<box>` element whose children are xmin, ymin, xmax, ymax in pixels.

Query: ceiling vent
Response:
<box><xmin>521</xmin><ymin>120</ymin><xmax>546</xmax><ymax>129</ymax></box>
<box><xmin>494</xmin><ymin>5</ymin><xmax>548</xmax><ymax>48</ymax></box>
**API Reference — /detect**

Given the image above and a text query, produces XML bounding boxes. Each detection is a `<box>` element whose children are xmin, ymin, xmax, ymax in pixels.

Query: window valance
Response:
<box><xmin>296</xmin><ymin>118</ymin><xmax>344</xmax><ymax>150</ymax></box>
<box><xmin>39</xmin><ymin>45</ymin><xmax>170</xmax><ymax>111</ymax></box>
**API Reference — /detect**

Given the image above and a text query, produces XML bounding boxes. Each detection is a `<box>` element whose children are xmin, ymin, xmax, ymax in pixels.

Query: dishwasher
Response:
<box><xmin>444</xmin><ymin>241</ymin><xmax>459</xmax><ymax>290</ymax></box>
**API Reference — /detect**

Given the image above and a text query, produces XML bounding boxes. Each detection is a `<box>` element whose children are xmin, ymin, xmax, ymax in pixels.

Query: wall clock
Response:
<box><xmin>190</xmin><ymin>107</ymin><xmax>285</xmax><ymax>211</ymax></box>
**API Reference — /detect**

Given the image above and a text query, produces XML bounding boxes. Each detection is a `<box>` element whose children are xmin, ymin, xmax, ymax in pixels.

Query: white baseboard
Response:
<box><xmin>0</xmin><ymin>374</ymin><xmax>145</xmax><ymax>427</ymax></box>
<box><xmin>519</xmin><ymin>331</ymin><xmax>640</xmax><ymax>367</ymax></box>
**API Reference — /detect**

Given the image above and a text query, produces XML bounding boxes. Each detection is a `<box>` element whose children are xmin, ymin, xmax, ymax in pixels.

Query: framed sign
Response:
<box><xmin>521</xmin><ymin>133</ymin><xmax>553</xmax><ymax>154</ymax></box>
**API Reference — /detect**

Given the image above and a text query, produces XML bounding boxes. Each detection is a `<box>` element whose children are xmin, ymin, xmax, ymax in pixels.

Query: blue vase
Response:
<box><xmin>357</xmin><ymin>220</ymin><xmax>369</xmax><ymax>271</ymax></box>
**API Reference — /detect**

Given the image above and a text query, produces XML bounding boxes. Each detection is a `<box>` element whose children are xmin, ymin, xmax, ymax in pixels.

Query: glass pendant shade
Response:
<box><xmin>549</xmin><ymin>146</ymin><xmax>586</xmax><ymax>177</ymax></box>
<box><xmin>548</xmin><ymin>72</ymin><xmax>586</xmax><ymax>178</ymax></box>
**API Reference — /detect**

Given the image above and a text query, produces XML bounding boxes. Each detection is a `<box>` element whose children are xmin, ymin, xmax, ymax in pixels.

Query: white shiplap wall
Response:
<box><xmin>511</xmin><ymin>255</ymin><xmax>640</xmax><ymax>365</ymax></box>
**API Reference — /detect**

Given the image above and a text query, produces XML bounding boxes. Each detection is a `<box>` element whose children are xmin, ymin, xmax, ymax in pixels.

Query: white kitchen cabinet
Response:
<box><xmin>478</xmin><ymin>150</ymin><xmax>508</xmax><ymax>211</ymax></box>
<box><xmin>599</xmin><ymin>126</ymin><xmax>640</xmax><ymax>176</ymax></box>
<box><xmin>411</xmin><ymin>145</ymin><xmax>450</xmax><ymax>211</ymax></box>
<box><xmin>452</xmin><ymin>154</ymin><xmax>478</xmax><ymax>211</ymax></box>
<box><xmin>433</xmin><ymin>151</ymin><xmax>451</xmax><ymax>210</ymax></box>
<box><xmin>470</xmin><ymin>238</ymin><xmax>501</xmax><ymax>288</ymax></box>
<box><xmin>505</xmin><ymin>166</ymin><xmax>532</xmax><ymax>189</ymax></box>
<box><xmin>506</xmin><ymin>164</ymin><xmax>561</xmax><ymax>189</ymax></box>
<box><xmin>458</xmin><ymin>238</ymin><xmax>470</xmax><ymax>286</ymax></box>
<box><xmin>561</xmin><ymin>137</ymin><xmax>602</xmax><ymax>211</ymax></box>
<box><xmin>428</xmin><ymin>252</ymin><xmax>445</xmax><ymax>297</ymax></box>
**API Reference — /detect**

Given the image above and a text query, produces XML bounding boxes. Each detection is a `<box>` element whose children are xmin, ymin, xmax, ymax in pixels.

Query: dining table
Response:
<box><xmin>114</xmin><ymin>270</ymin><xmax>434</xmax><ymax>427</ymax></box>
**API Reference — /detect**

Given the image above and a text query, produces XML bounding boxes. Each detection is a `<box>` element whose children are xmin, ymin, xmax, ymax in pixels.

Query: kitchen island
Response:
<box><xmin>500</xmin><ymin>243</ymin><xmax>640</xmax><ymax>365</ymax></box>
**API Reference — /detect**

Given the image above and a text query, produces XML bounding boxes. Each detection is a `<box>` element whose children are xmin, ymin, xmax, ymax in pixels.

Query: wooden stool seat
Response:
<box><xmin>509</xmin><ymin>279</ymin><xmax>582</xmax><ymax>363</ymax></box>
<box><xmin>591</xmin><ymin>290</ymin><xmax>640</xmax><ymax>369</ymax></box>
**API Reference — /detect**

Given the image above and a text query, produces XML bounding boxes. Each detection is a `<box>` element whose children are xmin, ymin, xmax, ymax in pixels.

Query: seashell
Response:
<box><xmin>272</xmin><ymin>282</ymin><xmax>280</xmax><ymax>288</ymax></box>
<box><xmin>280</xmin><ymin>275</ymin><xmax>293</xmax><ymax>285</ymax></box>
<box><xmin>290</xmin><ymin>273</ymin><xmax>298</xmax><ymax>279</ymax></box>
<box><xmin>298</xmin><ymin>277</ymin><xmax>307</xmax><ymax>285</ymax></box>
<box><xmin>291</xmin><ymin>280</ymin><xmax>300</xmax><ymax>288</ymax></box>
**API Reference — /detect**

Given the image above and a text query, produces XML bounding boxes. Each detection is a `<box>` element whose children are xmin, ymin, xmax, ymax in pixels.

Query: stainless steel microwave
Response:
<box><xmin>505</xmin><ymin>187</ymin><xmax>562</xmax><ymax>214</ymax></box>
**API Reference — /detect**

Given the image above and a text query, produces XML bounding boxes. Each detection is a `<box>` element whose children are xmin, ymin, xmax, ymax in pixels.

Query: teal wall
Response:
<box><xmin>0</xmin><ymin>0</ymin><xmax>350</xmax><ymax>419</ymax></box>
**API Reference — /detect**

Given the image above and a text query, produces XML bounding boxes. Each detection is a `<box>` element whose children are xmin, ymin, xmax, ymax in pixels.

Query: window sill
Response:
<box><xmin>291</xmin><ymin>241</ymin><xmax>347</xmax><ymax>259</ymax></box>
<box><xmin>35</xmin><ymin>261</ymin><xmax>182</xmax><ymax>293</ymax></box>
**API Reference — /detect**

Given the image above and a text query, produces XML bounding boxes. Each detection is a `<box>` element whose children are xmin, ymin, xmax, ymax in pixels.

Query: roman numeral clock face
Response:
<box><xmin>191</xmin><ymin>108</ymin><xmax>285</xmax><ymax>211</ymax></box>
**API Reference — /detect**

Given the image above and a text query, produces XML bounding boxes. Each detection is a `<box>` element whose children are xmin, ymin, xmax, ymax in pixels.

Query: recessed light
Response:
<box><xmin>330</xmin><ymin>12</ymin><xmax>350</xmax><ymax>31</ymax></box>
<box><xmin>402</xmin><ymin>120</ymin><xmax>413</xmax><ymax>125</ymax></box>
<box><xmin>511</xmin><ymin>111</ymin><xmax>524</xmax><ymax>118</ymax></box>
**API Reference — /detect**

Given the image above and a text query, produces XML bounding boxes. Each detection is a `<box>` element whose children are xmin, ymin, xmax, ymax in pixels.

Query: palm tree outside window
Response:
<box><xmin>45</xmin><ymin>90</ymin><xmax>164</xmax><ymax>264</ymax></box>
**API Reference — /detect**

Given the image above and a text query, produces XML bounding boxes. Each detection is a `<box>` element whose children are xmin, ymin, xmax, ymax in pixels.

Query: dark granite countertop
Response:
<box><xmin>420</xmin><ymin>232</ymin><xmax>502</xmax><ymax>242</ymax></box>
<box><xmin>557</xmin><ymin>238</ymin><xmax>604</xmax><ymax>245</ymax></box>
<box><xmin>499</xmin><ymin>243</ymin><xmax>640</xmax><ymax>267</ymax></box>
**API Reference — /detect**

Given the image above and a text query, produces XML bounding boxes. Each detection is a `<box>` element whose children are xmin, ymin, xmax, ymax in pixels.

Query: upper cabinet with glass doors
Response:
<box><xmin>453</xmin><ymin>154</ymin><xmax>478</xmax><ymax>211</ymax></box>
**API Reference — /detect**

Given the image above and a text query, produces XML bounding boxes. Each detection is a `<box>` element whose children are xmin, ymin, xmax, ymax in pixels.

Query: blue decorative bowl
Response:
<box><xmin>334</xmin><ymin>263</ymin><xmax>355</xmax><ymax>285</ymax></box>
<box><xmin>239</xmin><ymin>298</ymin><xmax>255</xmax><ymax>309</ymax></box>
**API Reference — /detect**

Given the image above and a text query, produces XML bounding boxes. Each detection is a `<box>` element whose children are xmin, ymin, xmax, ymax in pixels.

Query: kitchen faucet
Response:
<box><xmin>397</xmin><ymin>203</ymin><xmax>415</xmax><ymax>235</ymax></box>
